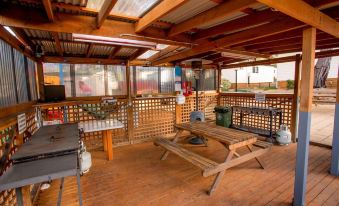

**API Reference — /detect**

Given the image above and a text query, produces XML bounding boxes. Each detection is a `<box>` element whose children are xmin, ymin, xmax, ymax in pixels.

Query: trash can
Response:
<box><xmin>214</xmin><ymin>106</ymin><xmax>232</xmax><ymax>128</ymax></box>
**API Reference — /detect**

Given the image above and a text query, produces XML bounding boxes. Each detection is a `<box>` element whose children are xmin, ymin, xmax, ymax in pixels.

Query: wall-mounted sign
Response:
<box><xmin>255</xmin><ymin>93</ymin><xmax>266</xmax><ymax>102</ymax></box>
<box><xmin>17</xmin><ymin>113</ymin><xmax>26</xmax><ymax>134</ymax></box>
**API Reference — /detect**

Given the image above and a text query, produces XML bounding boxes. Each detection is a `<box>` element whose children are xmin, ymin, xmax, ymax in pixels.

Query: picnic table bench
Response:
<box><xmin>154</xmin><ymin>121</ymin><xmax>272</xmax><ymax>195</ymax></box>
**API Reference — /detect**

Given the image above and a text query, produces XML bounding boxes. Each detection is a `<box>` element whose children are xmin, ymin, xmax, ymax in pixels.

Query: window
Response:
<box><xmin>182</xmin><ymin>68</ymin><xmax>216</xmax><ymax>91</ymax></box>
<box><xmin>135</xmin><ymin>66</ymin><xmax>159</xmax><ymax>95</ymax></box>
<box><xmin>160</xmin><ymin>67</ymin><xmax>175</xmax><ymax>93</ymax></box>
<box><xmin>252</xmin><ymin>66</ymin><xmax>259</xmax><ymax>73</ymax></box>
<box><xmin>13</xmin><ymin>49</ymin><xmax>29</xmax><ymax>103</ymax></box>
<box><xmin>75</xmin><ymin>64</ymin><xmax>105</xmax><ymax>97</ymax></box>
<box><xmin>107</xmin><ymin>65</ymin><xmax>127</xmax><ymax>95</ymax></box>
<box><xmin>43</xmin><ymin>63</ymin><xmax>73</xmax><ymax>97</ymax></box>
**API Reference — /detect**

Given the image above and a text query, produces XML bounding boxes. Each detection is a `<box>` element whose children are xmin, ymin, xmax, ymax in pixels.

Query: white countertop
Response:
<box><xmin>78</xmin><ymin>119</ymin><xmax>124</xmax><ymax>133</ymax></box>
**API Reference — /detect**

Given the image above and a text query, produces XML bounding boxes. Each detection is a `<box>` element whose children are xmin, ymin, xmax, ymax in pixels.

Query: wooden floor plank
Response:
<box><xmin>36</xmin><ymin>141</ymin><xmax>337</xmax><ymax>206</ymax></box>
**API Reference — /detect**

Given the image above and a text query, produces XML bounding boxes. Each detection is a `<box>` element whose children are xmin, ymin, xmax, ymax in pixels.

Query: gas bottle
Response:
<box><xmin>176</xmin><ymin>91</ymin><xmax>186</xmax><ymax>105</ymax></box>
<box><xmin>276</xmin><ymin>124</ymin><xmax>292</xmax><ymax>145</ymax></box>
<box><xmin>80</xmin><ymin>142</ymin><xmax>92</xmax><ymax>174</ymax></box>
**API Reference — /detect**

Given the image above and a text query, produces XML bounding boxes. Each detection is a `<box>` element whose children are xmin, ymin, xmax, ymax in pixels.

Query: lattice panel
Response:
<box><xmin>219</xmin><ymin>93</ymin><xmax>293</xmax><ymax>134</ymax></box>
<box><xmin>0</xmin><ymin>109</ymin><xmax>38</xmax><ymax>206</ymax></box>
<box><xmin>181</xmin><ymin>93</ymin><xmax>218</xmax><ymax>123</ymax></box>
<box><xmin>132</xmin><ymin>97</ymin><xmax>176</xmax><ymax>142</ymax></box>
<box><xmin>40</xmin><ymin>100</ymin><xmax>129</xmax><ymax>149</ymax></box>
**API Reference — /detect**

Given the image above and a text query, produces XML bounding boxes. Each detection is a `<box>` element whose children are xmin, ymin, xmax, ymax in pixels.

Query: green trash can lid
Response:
<box><xmin>214</xmin><ymin>106</ymin><xmax>231</xmax><ymax>113</ymax></box>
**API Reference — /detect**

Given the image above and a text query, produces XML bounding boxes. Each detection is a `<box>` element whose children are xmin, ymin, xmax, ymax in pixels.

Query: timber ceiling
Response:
<box><xmin>0</xmin><ymin>0</ymin><xmax>338</xmax><ymax>66</ymax></box>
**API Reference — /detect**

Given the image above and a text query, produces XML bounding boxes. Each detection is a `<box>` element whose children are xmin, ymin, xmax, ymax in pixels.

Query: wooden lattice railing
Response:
<box><xmin>219</xmin><ymin>93</ymin><xmax>294</xmax><ymax>135</ymax></box>
<box><xmin>0</xmin><ymin>106</ymin><xmax>38</xmax><ymax>206</ymax></box>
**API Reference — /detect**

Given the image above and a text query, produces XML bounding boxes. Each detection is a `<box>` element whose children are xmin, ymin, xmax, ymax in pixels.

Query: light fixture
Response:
<box><xmin>73</xmin><ymin>34</ymin><xmax>157</xmax><ymax>49</ymax></box>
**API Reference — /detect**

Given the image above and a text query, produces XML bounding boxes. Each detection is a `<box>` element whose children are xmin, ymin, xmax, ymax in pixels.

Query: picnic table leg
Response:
<box><xmin>208</xmin><ymin>150</ymin><xmax>234</xmax><ymax>195</ymax></box>
<box><xmin>103</xmin><ymin>131</ymin><xmax>108</xmax><ymax>152</ymax></box>
<box><xmin>247</xmin><ymin>145</ymin><xmax>265</xmax><ymax>169</ymax></box>
<box><xmin>160</xmin><ymin>130</ymin><xmax>183</xmax><ymax>160</ymax></box>
<box><xmin>106</xmin><ymin>130</ymin><xmax>113</xmax><ymax>161</ymax></box>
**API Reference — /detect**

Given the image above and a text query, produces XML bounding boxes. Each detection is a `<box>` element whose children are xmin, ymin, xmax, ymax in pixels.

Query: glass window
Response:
<box><xmin>13</xmin><ymin>49</ymin><xmax>29</xmax><ymax>103</ymax></box>
<box><xmin>43</xmin><ymin>63</ymin><xmax>73</xmax><ymax>97</ymax></box>
<box><xmin>75</xmin><ymin>64</ymin><xmax>105</xmax><ymax>97</ymax></box>
<box><xmin>135</xmin><ymin>66</ymin><xmax>158</xmax><ymax>95</ymax></box>
<box><xmin>107</xmin><ymin>65</ymin><xmax>127</xmax><ymax>95</ymax></box>
<box><xmin>160</xmin><ymin>67</ymin><xmax>174</xmax><ymax>93</ymax></box>
<box><xmin>182</xmin><ymin>68</ymin><xmax>216</xmax><ymax>91</ymax></box>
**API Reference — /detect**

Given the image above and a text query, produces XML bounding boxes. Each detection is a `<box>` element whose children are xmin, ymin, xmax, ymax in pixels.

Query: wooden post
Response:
<box><xmin>104</xmin><ymin>65</ymin><xmax>108</xmax><ymax>95</ymax></box>
<box><xmin>36</xmin><ymin>61</ymin><xmax>45</xmax><ymax>101</ymax></box>
<box><xmin>175</xmin><ymin>104</ymin><xmax>182</xmax><ymax>124</ymax></box>
<box><xmin>330</xmin><ymin>69</ymin><xmax>339</xmax><ymax>176</ymax></box>
<box><xmin>217</xmin><ymin>67</ymin><xmax>222</xmax><ymax>105</ymax></box>
<box><xmin>126</xmin><ymin>61</ymin><xmax>134</xmax><ymax>142</ymax></box>
<box><xmin>291</xmin><ymin>54</ymin><xmax>301</xmax><ymax>142</ymax></box>
<box><xmin>293</xmin><ymin>27</ymin><xmax>316</xmax><ymax>206</ymax></box>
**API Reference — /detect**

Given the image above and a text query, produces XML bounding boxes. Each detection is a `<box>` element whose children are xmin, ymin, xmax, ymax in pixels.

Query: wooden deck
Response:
<box><xmin>311</xmin><ymin>104</ymin><xmax>335</xmax><ymax>146</ymax></box>
<box><xmin>37</xmin><ymin>140</ymin><xmax>338</xmax><ymax>206</ymax></box>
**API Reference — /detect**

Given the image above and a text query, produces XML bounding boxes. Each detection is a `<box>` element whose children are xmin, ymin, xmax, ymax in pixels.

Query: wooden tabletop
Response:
<box><xmin>175</xmin><ymin>121</ymin><xmax>258</xmax><ymax>146</ymax></box>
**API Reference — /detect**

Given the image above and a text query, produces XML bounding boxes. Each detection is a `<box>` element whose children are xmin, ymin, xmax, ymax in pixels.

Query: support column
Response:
<box><xmin>36</xmin><ymin>61</ymin><xmax>45</xmax><ymax>101</ymax></box>
<box><xmin>126</xmin><ymin>61</ymin><xmax>134</xmax><ymax>142</ymax></box>
<box><xmin>293</xmin><ymin>27</ymin><xmax>316</xmax><ymax>206</ymax></box>
<box><xmin>330</xmin><ymin>70</ymin><xmax>339</xmax><ymax>175</ymax></box>
<box><xmin>291</xmin><ymin>54</ymin><xmax>301</xmax><ymax>142</ymax></box>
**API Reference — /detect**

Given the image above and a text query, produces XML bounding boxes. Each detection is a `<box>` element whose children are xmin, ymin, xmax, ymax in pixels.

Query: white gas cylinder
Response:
<box><xmin>80</xmin><ymin>146</ymin><xmax>92</xmax><ymax>174</ymax></box>
<box><xmin>276</xmin><ymin>124</ymin><xmax>292</xmax><ymax>145</ymax></box>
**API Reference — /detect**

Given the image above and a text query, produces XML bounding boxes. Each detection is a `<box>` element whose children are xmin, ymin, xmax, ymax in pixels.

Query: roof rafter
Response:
<box><xmin>135</xmin><ymin>0</ymin><xmax>189</xmax><ymax>33</ymax></box>
<box><xmin>97</xmin><ymin>0</ymin><xmax>118</xmax><ymax>28</ymax></box>
<box><xmin>215</xmin><ymin>48</ymin><xmax>271</xmax><ymax>59</ymax></box>
<box><xmin>129</xmin><ymin>48</ymin><xmax>148</xmax><ymax>61</ymax></box>
<box><xmin>86</xmin><ymin>43</ymin><xmax>95</xmax><ymax>58</ymax></box>
<box><xmin>51</xmin><ymin>32</ymin><xmax>63</xmax><ymax>56</ymax></box>
<box><xmin>168</xmin><ymin>0</ymin><xmax>258</xmax><ymax>37</ymax></box>
<box><xmin>42</xmin><ymin>0</ymin><xmax>54</xmax><ymax>22</ymax></box>
<box><xmin>257</xmin><ymin>0</ymin><xmax>339</xmax><ymax>37</ymax></box>
<box><xmin>109</xmin><ymin>45</ymin><xmax>122</xmax><ymax>59</ymax></box>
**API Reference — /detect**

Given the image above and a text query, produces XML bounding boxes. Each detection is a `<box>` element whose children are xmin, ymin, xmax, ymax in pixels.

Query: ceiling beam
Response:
<box><xmin>0</xmin><ymin>26</ymin><xmax>35</xmax><ymax>59</ymax></box>
<box><xmin>86</xmin><ymin>43</ymin><xmax>94</xmax><ymax>58</ymax></box>
<box><xmin>109</xmin><ymin>45</ymin><xmax>122</xmax><ymax>59</ymax></box>
<box><xmin>153</xmin><ymin>17</ymin><xmax>305</xmax><ymax>65</ymax></box>
<box><xmin>0</xmin><ymin>4</ymin><xmax>192</xmax><ymax>47</ymax></box>
<box><xmin>222</xmin><ymin>49</ymin><xmax>339</xmax><ymax>68</ymax></box>
<box><xmin>147</xmin><ymin>45</ymin><xmax>179</xmax><ymax>61</ymax></box>
<box><xmin>51</xmin><ymin>32</ymin><xmax>63</xmax><ymax>56</ymax></box>
<box><xmin>41</xmin><ymin>56</ymin><xmax>125</xmax><ymax>64</ymax></box>
<box><xmin>97</xmin><ymin>0</ymin><xmax>118</xmax><ymax>28</ymax></box>
<box><xmin>10</xmin><ymin>27</ymin><xmax>35</xmax><ymax>51</ymax></box>
<box><xmin>168</xmin><ymin>0</ymin><xmax>258</xmax><ymax>37</ymax></box>
<box><xmin>129</xmin><ymin>48</ymin><xmax>148</xmax><ymax>61</ymax></box>
<box><xmin>135</xmin><ymin>0</ymin><xmax>188</xmax><ymax>33</ymax></box>
<box><xmin>215</xmin><ymin>48</ymin><xmax>271</xmax><ymax>59</ymax></box>
<box><xmin>256</xmin><ymin>0</ymin><xmax>339</xmax><ymax>37</ymax></box>
<box><xmin>42</xmin><ymin>0</ymin><xmax>54</xmax><ymax>22</ymax></box>
<box><xmin>192</xmin><ymin>9</ymin><xmax>279</xmax><ymax>41</ymax></box>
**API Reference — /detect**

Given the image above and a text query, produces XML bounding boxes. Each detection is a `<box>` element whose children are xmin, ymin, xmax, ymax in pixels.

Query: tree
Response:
<box><xmin>314</xmin><ymin>57</ymin><xmax>331</xmax><ymax>88</ymax></box>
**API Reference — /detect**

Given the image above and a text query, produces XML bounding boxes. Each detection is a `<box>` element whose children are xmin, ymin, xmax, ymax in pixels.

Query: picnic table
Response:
<box><xmin>154</xmin><ymin>121</ymin><xmax>272</xmax><ymax>195</ymax></box>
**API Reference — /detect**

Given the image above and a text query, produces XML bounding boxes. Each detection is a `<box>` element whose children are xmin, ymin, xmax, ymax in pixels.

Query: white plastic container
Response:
<box><xmin>276</xmin><ymin>124</ymin><xmax>292</xmax><ymax>145</ymax></box>
<box><xmin>176</xmin><ymin>91</ymin><xmax>186</xmax><ymax>105</ymax></box>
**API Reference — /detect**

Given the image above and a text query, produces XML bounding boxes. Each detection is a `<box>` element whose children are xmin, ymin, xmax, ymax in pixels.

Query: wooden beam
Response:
<box><xmin>147</xmin><ymin>45</ymin><xmax>179</xmax><ymax>61</ymax></box>
<box><xmin>0</xmin><ymin>4</ymin><xmax>191</xmax><ymax>46</ymax></box>
<box><xmin>215</xmin><ymin>48</ymin><xmax>271</xmax><ymax>59</ymax></box>
<box><xmin>42</xmin><ymin>0</ymin><xmax>54</xmax><ymax>22</ymax></box>
<box><xmin>109</xmin><ymin>45</ymin><xmax>122</xmax><ymax>59</ymax></box>
<box><xmin>41</xmin><ymin>56</ymin><xmax>125</xmax><ymax>64</ymax></box>
<box><xmin>86</xmin><ymin>43</ymin><xmax>94</xmax><ymax>58</ymax></box>
<box><xmin>192</xmin><ymin>9</ymin><xmax>279</xmax><ymax>41</ymax></box>
<box><xmin>129</xmin><ymin>48</ymin><xmax>148</xmax><ymax>61</ymax></box>
<box><xmin>36</xmin><ymin>61</ymin><xmax>45</xmax><ymax>101</ymax></box>
<box><xmin>0</xmin><ymin>25</ymin><xmax>35</xmax><ymax>59</ymax></box>
<box><xmin>256</xmin><ymin>0</ymin><xmax>339</xmax><ymax>37</ymax></box>
<box><xmin>135</xmin><ymin>0</ymin><xmax>188</xmax><ymax>33</ymax></box>
<box><xmin>293</xmin><ymin>27</ymin><xmax>316</xmax><ymax>206</ymax></box>
<box><xmin>10</xmin><ymin>27</ymin><xmax>35</xmax><ymax>51</ymax></box>
<box><xmin>154</xmin><ymin>18</ymin><xmax>305</xmax><ymax>65</ymax></box>
<box><xmin>97</xmin><ymin>0</ymin><xmax>118</xmax><ymax>28</ymax></box>
<box><xmin>51</xmin><ymin>32</ymin><xmax>63</xmax><ymax>56</ymax></box>
<box><xmin>168</xmin><ymin>0</ymin><xmax>258</xmax><ymax>36</ymax></box>
<box><xmin>222</xmin><ymin>49</ymin><xmax>339</xmax><ymax>68</ymax></box>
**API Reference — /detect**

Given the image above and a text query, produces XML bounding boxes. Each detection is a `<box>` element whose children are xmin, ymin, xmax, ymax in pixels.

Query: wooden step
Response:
<box><xmin>253</xmin><ymin>140</ymin><xmax>273</xmax><ymax>149</ymax></box>
<box><xmin>154</xmin><ymin>137</ymin><xmax>218</xmax><ymax>171</ymax></box>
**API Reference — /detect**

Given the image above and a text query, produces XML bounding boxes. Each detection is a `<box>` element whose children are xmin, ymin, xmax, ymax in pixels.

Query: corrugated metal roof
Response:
<box><xmin>62</xmin><ymin>42</ymin><xmax>88</xmax><ymax>55</ymax></box>
<box><xmin>91</xmin><ymin>45</ymin><xmax>115</xmax><ymax>56</ymax></box>
<box><xmin>53</xmin><ymin>0</ymin><xmax>88</xmax><ymax>7</ymax></box>
<box><xmin>116</xmin><ymin>48</ymin><xmax>138</xmax><ymax>57</ymax></box>
<box><xmin>58</xmin><ymin>33</ymin><xmax>73</xmax><ymax>41</ymax></box>
<box><xmin>160</xmin><ymin>0</ymin><xmax>217</xmax><ymax>24</ymax></box>
<box><xmin>86</xmin><ymin>0</ymin><xmax>160</xmax><ymax>17</ymax></box>
<box><xmin>197</xmin><ymin>12</ymin><xmax>246</xmax><ymax>30</ymax></box>
<box><xmin>40</xmin><ymin>41</ymin><xmax>57</xmax><ymax>54</ymax></box>
<box><xmin>24</xmin><ymin>29</ymin><xmax>52</xmax><ymax>39</ymax></box>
